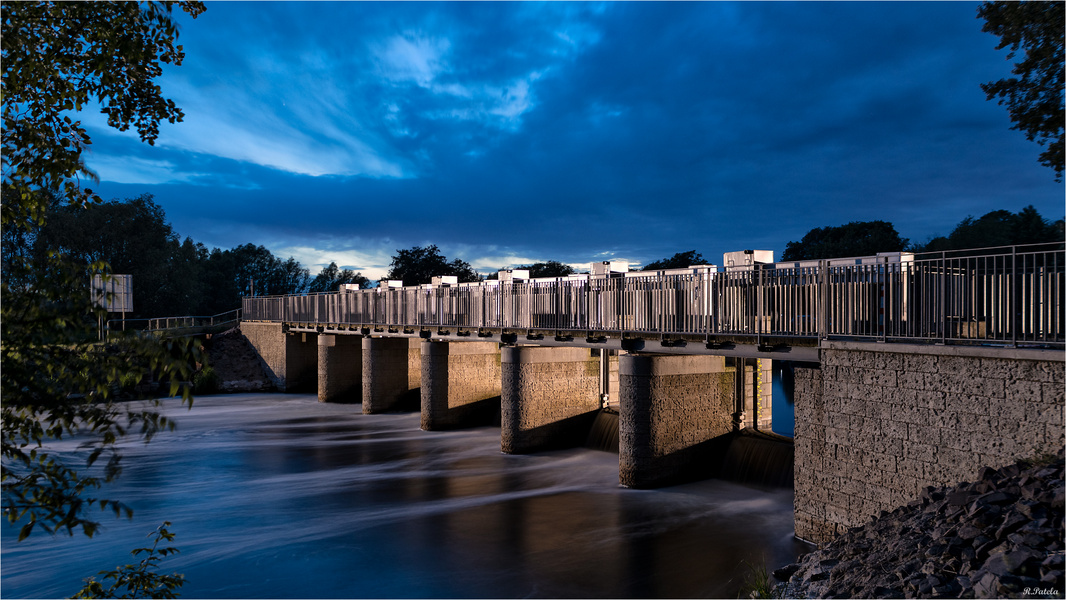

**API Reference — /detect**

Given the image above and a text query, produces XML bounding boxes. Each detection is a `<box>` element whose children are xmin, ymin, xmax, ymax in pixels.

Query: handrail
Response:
<box><xmin>241</xmin><ymin>243</ymin><xmax>1065</xmax><ymax>349</ymax></box>
<box><xmin>107</xmin><ymin>309</ymin><xmax>242</xmax><ymax>334</ymax></box>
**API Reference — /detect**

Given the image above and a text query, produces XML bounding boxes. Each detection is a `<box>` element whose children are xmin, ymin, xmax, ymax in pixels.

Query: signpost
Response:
<box><xmin>92</xmin><ymin>274</ymin><xmax>133</xmax><ymax>338</ymax></box>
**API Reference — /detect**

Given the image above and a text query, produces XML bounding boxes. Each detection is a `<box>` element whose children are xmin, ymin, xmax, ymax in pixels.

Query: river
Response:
<box><xmin>2</xmin><ymin>393</ymin><xmax>808</xmax><ymax>598</ymax></box>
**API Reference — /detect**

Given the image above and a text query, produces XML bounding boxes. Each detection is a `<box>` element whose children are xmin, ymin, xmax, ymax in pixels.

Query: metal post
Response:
<box><xmin>819</xmin><ymin>260</ymin><xmax>828</xmax><ymax>340</ymax></box>
<box><xmin>732</xmin><ymin>357</ymin><xmax>746</xmax><ymax>431</ymax></box>
<box><xmin>599</xmin><ymin>348</ymin><xmax>610</xmax><ymax>409</ymax></box>
<box><xmin>751</xmin><ymin>359</ymin><xmax>760</xmax><ymax>431</ymax></box>
<box><xmin>1012</xmin><ymin>245</ymin><xmax>1019</xmax><ymax>347</ymax></box>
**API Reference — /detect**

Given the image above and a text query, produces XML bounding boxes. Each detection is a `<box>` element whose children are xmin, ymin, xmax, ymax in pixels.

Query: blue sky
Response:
<box><xmin>84</xmin><ymin>1</ymin><xmax>1063</xmax><ymax>280</ymax></box>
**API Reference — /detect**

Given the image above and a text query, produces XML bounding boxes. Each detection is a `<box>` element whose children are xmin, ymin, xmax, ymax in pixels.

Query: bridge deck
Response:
<box><xmin>244</xmin><ymin>243</ymin><xmax>1065</xmax><ymax>356</ymax></box>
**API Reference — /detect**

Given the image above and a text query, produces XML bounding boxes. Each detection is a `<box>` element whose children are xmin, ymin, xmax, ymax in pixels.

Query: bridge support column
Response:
<box><xmin>730</xmin><ymin>358</ymin><xmax>773</xmax><ymax>431</ymax></box>
<box><xmin>241</xmin><ymin>322</ymin><xmax>317</xmax><ymax>392</ymax></box>
<box><xmin>317</xmin><ymin>334</ymin><xmax>362</xmax><ymax>403</ymax></box>
<box><xmin>619</xmin><ymin>354</ymin><xmax>734</xmax><ymax>488</ymax></box>
<box><xmin>421</xmin><ymin>341</ymin><xmax>501</xmax><ymax>430</ymax></box>
<box><xmin>361</xmin><ymin>337</ymin><xmax>421</xmax><ymax>414</ymax></box>
<box><xmin>500</xmin><ymin>346</ymin><xmax>601</xmax><ymax>454</ymax></box>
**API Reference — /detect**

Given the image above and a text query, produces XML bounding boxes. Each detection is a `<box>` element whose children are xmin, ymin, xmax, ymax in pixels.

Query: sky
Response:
<box><xmin>84</xmin><ymin>1</ymin><xmax>1063</xmax><ymax>281</ymax></box>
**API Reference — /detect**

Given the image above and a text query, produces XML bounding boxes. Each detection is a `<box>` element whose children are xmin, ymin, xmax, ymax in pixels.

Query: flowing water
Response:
<box><xmin>2</xmin><ymin>394</ymin><xmax>809</xmax><ymax>599</ymax></box>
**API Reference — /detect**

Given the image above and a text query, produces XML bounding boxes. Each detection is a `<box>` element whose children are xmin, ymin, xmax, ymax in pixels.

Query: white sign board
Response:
<box><xmin>92</xmin><ymin>274</ymin><xmax>133</xmax><ymax>313</ymax></box>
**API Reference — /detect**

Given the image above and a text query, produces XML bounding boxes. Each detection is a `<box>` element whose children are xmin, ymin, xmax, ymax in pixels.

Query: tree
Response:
<box><xmin>781</xmin><ymin>221</ymin><xmax>908</xmax><ymax>261</ymax></box>
<box><xmin>228</xmin><ymin>244</ymin><xmax>309</xmax><ymax>297</ymax></box>
<box><xmin>641</xmin><ymin>250</ymin><xmax>707</xmax><ymax>271</ymax></box>
<box><xmin>386</xmin><ymin>245</ymin><xmax>479</xmax><ymax>285</ymax></box>
<box><xmin>978</xmin><ymin>1</ymin><xmax>1065</xmax><ymax>180</ymax></box>
<box><xmin>34</xmin><ymin>194</ymin><xmax>186</xmax><ymax>318</ymax></box>
<box><xmin>2</xmin><ymin>1</ymin><xmax>207</xmax><ymax>228</ymax></box>
<box><xmin>2</xmin><ymin>0</ymin><xmax>206</xmax><ymax>545</ymax></box>
<box><xmin>520</xmin><ymin>260</ymin><xmax>576</xmax><ymax>279</ymax></box>
<box><xmin>74</xmin><ymin>521</ymin><xmax>185</xmax><ymax>599</ymax></box>
<box><xmin>308</xmin><ymin>262</ymin><xmax>370</xmax><ymax>292</ymax></box>
<box><xmin>915</xmin><ymin>205</ymin><xmax>1063</xmax><ymax>252</ymax></box>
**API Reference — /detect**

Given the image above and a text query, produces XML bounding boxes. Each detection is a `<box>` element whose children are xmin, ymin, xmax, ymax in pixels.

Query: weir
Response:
<box><xmin>238</xmin><ymin>243</ymin><xmax>1065</xmax><ymax>544</ymax></box>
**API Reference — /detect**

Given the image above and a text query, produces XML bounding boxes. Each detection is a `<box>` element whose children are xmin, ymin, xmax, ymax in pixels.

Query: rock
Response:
<box><xmin>975</xmin><ymin>491</ymin><xmax>1014</xmax><ymax>505</ymax></box>
<box><xmin>977</xmin><ymin>466</ymin><xmax>1000</xmax><ymax>481</ymax></box>
<box><xmin>983</xmin><ymin>547</ymin><xmax>1042</xmax><ymax>577</ymax></box>
<box><xmin>772</xmin><ymin>563</ymin><xmax>800</xmax><ymax>581</ymax></box>
<box><xmin>773</xmin><ymin>453</ymin><xmax>1065</xmax><ymax>599</ymax></box>
<box><xmin>971</xmin><ymin>572</ymin><xmax>998</xmax><ymax>598</ymax></box>
<box><xmin>947</xmin><ymin>490</ymin><xmax>976</xmax><ymax>506</ymax></box>
<box><xmin>1018</xmin><ymin>500</ymin><xmax>1048</xmax><ymax>520</ymax></box>
<box><xmin>995</xmin><ymin>512</ymin><xmax>1028</xmax><ymax>539</ymax></box>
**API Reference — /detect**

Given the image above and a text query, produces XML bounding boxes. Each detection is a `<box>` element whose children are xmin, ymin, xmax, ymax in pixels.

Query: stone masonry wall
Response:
<box><xmin>421</xmin><ymin>341</ymin><xmax>501</xmax><ymax>430</ymax></box>
<box><xmin>241</xmin><ymin>321</ymin><xmax>286</xmax><ymax>389</ymax></box>
<box><xmin>794</xmin><ymin>341</ymin><xmax>1064</xmax><ymax>544</ymax></box>
<box><xmin>240</xmin><ymin>322</ymin><xmax>316</xmax><ymax>392</ymax></box>
<box><xmin>619</xmin><ymin>354</ymin><xmax>734</xmax><ymax>488</ymax></box>
<box><xmin>500</xmin><ymin>346</ymin><xmax>601</xmax><ymax>453</ymax></box>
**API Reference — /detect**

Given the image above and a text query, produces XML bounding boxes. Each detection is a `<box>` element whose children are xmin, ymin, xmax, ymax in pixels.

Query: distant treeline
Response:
<box><xmin>780</xmin><ymin>206</ymin><xmax>1063</xmax><ymax>262</ymax></box>
<box><xmin>1</xmin><ymin>193</ymin><xmax>368</xmax><ymax>319</ymax></box>
<box><xmin>3</xmin><ymin>194</ymin><xmax>1060</xmax><ymax>320</ymax></box>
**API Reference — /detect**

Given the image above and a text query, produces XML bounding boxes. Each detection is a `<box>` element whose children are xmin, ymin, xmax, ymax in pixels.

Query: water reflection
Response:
<box><xmin>2</xmin><ymin>394</ymin><xmax>807</xmax><ymax>598</ymax></box>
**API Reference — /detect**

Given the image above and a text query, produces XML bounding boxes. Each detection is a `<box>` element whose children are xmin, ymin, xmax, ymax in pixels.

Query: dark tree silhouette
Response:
<box><xmin>978</xmin><ymin>1</ymin><xmax>1064</xmax><ymax>180</ymax></box>
<box><xmin>782</xmin><ymin>221</ymin><xmax>908</xmax><ymax>261</ymax></box>
<box><xmin>915</xmin><ymin>205</ymin><xmax>1063</xmax><ymax>252</ymax></box>
<box><xmin>386</xmin><ymin>245</ymin><xmax>478</xmax><ymax>285</ymax></box>
<box><xmin>309</xmin><ymin>262</ymin><xmax>370</xmax><ymax>292</ymax></box>
<box><xmin>641</xmin><ymin>250</ymin><xmax>707</xmax><ymax>271</ymax></box>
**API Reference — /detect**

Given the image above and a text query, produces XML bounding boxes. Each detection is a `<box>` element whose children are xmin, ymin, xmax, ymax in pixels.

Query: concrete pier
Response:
<box><xmin>317</xmin><ymin>334</ymin><xmax>362</xmax><ymax>403</ymax></box>
<box><xmin>420</xmin><ymin>340</ymin><xmax>502</xmax><ymax>430</ymax></box>
<box><xmin>362</xmin><ymin>337</ymin><xmax>421</xmax><ymax>414</ymax></box>
<box><xmin>500</xmin><ymin>346</ymin><xmax>602</xmax><ymax>454</ymax></box>
<box><xmin>619</xmin><ymin>354</ymin><xmax>734</xmax><ymax>488</ymax></box>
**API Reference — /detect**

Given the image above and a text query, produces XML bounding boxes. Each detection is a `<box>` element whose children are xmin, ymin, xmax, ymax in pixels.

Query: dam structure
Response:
<box><xmin>239</xmin><ymin>243</ymin><xmax>1065</xmax><ymax>543</ymax></box>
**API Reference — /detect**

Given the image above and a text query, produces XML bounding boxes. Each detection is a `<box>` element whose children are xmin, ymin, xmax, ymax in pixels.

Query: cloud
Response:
<box><xmin>90</xmin><ymin>155</ymin><xmax>200</xmax><ymax>186</ymax></box>
<box><xmin>81</xmin><ymin>1</ymin><xmax>1064</xmax><ymax>286</ymax></box>
<box><xmin>275</xmin><ymin>244</ymin><xmax>394</xmax><ymax>281</ymax></box>
<box><xmin>374</xmin><ymin>32</ymin><xmax>452</xmax><ymax>87</ymax></box>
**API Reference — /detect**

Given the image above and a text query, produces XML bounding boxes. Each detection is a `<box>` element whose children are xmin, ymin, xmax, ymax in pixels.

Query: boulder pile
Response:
<box><xmin>204</xmin><ymin>328</ymin><xmax>276</xmax><ymax>393</ymax></box>
<box><xmin>775</xmin><ymin>451</ymin><xmax>1064</xmax><ymax>598</ymax></box>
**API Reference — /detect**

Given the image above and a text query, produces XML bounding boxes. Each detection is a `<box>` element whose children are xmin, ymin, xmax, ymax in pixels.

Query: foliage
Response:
<box><xmin>2</xmin><ymin>259</ymin><xmax>202</xmax><ymax>540</ymax></box>
<box><xmin>641</xmin><ymin>250</ymin><xmax>707</xmax><ymax>271</ymax></box>
<box><xmin>522</xmin><ymin>260</ymin><xmax>576</xmax><ymax>278</ymax></box>
<box><xmin>73</xmin><ymin>521</ymin><xmax>185</xmax><ymax>599</ymax></box>
<box><xmin>2</xmin><ymin>1</ymin><xmax>206</xmax><ymax>229</ymax></box>
<box><xmin>781</xmin><ymin>221</ymin><xmax>908</xmax><ymax>261</ymax></box>
<box><xmin>227</xmin><ymin>243</ymin><xmax>309</xmax><ymax>298</ymax></box>
<box><xmin>915</xmin><ymin>205</ymin><xmax>1064</xmax><ymax>252</ymax></box>
<box><xmin>31</xmin><ymin>194</ymin><xmax>199</xmax><ymax>318</ymax></box>
<box><xmin>737</xmin><ymin>560</ymin><xmax>779</xmax><ymax>599</ymax></box>
<box><xmin>308</xmin><ymin>261</ymin><xmax>370</xmax><ymax>292</ymax></box>
<box><xmin>192</xmin><ymin>365</ymin><xmax>219</xmax><ymax>395</ymax></box>
<box><xmin>978</xmin><ymin>1</ymin><xmax>1065</xmax><ymax>180</ymax></box>
<box><xmin>2</xmin><ymin>0</ymin><xmax>206</xmax><ymax>544</ymax></box>
<box><xmin>386</xmin><ymin>244</ymin><xmax>479</xmax><ymax>285</ymax></box>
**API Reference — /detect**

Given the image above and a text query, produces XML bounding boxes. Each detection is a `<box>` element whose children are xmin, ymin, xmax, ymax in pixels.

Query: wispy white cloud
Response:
<box><xmin>90</xmin><ymin>155</ymin><xmax>200</xmax><ymax>186</ymax></box>
<box><xmin>275</xmin><ymin>244</ymin><xmax>395</xmax><ymax>281</ymax></box>
<box><xmin>373</xmin><ymin>32</ymin><xmax>452</xmax><ymax>87</ymax></box>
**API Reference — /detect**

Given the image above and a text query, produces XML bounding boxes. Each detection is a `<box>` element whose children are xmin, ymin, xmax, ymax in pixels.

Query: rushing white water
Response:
<box><xmin>2</xmin><ymin>394</ymin><xmax>808</xmax><ymax>598</ymax></box>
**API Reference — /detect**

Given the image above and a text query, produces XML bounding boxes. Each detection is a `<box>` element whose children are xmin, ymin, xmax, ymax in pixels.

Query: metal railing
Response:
<box><xmin>241</xmin><ymin>243</ymin><xmax>1065</xmax><ymax>348</ymax></box>
<box><xmin>107</xmin><ymin>309</ymin><xmax>242</xmax><ymax>335</ymax></box>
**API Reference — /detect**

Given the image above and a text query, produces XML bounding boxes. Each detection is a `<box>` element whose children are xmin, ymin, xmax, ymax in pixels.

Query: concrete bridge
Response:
<box><xmin>238</xmin><ymin>244</ymin><xmax>1065</xmax><ymax>543</ymax></box>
